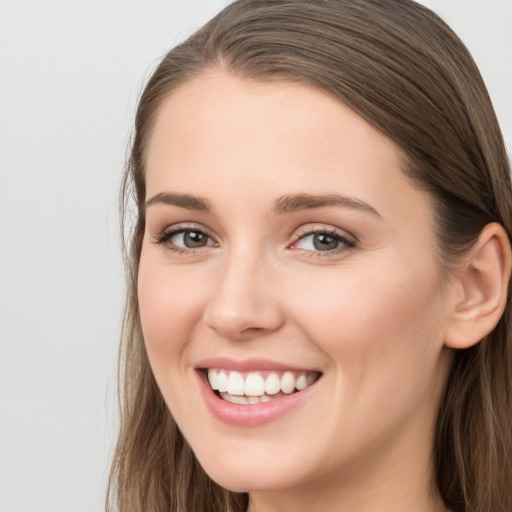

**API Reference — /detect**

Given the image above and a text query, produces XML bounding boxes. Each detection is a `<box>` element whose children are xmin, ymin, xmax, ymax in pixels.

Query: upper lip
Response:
<box><xmin>195</xmin><ymin>357</ymin><xmax>321</xmax><ymax>373</ymax></box>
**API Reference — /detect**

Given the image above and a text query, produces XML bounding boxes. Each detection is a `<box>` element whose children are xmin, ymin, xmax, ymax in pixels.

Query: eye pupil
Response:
<box><xmin>313</xmin><ymin>233</ymin><xmax>339</xmax><ymax>251</ymax></box>
<box><xmin>184</xmin><ymin>231</ymin><xmax>207</xmax><ymax>248</ymax></box>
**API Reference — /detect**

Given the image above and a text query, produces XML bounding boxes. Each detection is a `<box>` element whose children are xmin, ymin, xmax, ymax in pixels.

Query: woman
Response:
<box><xmin>107</xmin><ymin>1</ymin><xmax>512</xmax><ymax>511</ymax></box>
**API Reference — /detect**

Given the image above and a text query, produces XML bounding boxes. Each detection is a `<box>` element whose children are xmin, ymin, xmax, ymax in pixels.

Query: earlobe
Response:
<box><xmin>445</xmin><ymin>222</ymin><xmax>512</xmax><ymax>350</ymax></box>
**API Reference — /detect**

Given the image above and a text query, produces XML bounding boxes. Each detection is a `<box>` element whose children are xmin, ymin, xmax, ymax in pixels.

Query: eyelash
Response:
<box><xmin>153</xmin><ymin>224</ymin><xmax>215</xmax><ymax>255</ymax></box>
<box><xmin>291</xmin><ymin>226</ymin><xmax>356</xmax><ymax>257</ymax></box>
<box><xmin>152</xmin><ymin>224</ymin><xmax>357</xmax><ymax>257</ymax></box>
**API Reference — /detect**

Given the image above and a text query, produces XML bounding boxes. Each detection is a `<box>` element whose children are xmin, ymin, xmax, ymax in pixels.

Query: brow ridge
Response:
<box><xmin>145</xmin><ymin>192</ymin><xmax>212</xmax><ymax>212</ymax></box>
<box><xmin>145</xmin><ymin>191</ymin><xmax>379</xmax><ymax>217</ymax></box>
<box><xmin>272</xmin><ymin>193</ymin><xmax>380</xmax><ymax>216</ymax></box>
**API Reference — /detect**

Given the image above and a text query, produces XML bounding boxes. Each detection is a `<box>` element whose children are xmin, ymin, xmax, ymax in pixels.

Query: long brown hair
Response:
<box><xmin>107</xmin><ymin>1</ymin><xmax>512</xmax><ymax>511</ymax></box>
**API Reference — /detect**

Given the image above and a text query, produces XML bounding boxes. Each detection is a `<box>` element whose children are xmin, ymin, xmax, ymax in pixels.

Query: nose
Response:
<box><xmin>203</xmin><ymin>251</ymin><xmax>285</xmax><ymax>341</ymax></box>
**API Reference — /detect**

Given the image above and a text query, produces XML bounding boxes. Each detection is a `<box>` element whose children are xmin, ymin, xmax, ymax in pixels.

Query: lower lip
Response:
<box><xmin>197</xmin><ymin>371</ymin><xmax>320</xmax><ymax>427</ymax></box>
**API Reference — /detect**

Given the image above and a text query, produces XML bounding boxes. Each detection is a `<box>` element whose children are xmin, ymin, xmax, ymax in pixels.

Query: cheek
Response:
<box><xmin>284</xmin><ymin>261</ymin><xmax>449</xmax><ymax>449</ymax></box>
<box><xmin>137</xmin><ymin>257</ymin><xmax>207</xmax><ymax>368</ymax></box>
<box><xmin>290</xmin><ymin>260</ymin><xmax>447</xmax><ymax>388</ymax></box>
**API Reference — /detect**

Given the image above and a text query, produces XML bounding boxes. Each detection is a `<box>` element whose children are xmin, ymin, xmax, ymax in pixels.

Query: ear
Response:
<box><xmin>444</xmin><ymin>222</ymin><xmax>512</xmax><ymax>349</ymax></box>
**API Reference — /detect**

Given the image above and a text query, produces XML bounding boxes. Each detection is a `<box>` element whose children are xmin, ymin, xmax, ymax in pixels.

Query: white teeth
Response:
<box><xmin>306</xmin><ymin>373</ymin><xmax>316</xmax><ymax>386</ymax></box>
<box><xmin>217</xmin><ymin>370</ymin><xmax>228</xmax><ymax>393</ymax></box>
<box><xmin>220</xmin><ymin>392</ymin><xmax>274</xmax><ymax>404</ymax></box>
<box><xmin>227</xmin><ymin>371</ymin><xmax>245</xmax><ymax>395</ymax></box>
<box><xmin>295</xmin><ymin>374</ymin><xmax>308</xmax><ymax>391</ymax></box>
<box><xmin>208</xmin><ymin>370</ymin><xmax>219</xmax><ymax>390</ymax></box>
<box><xmin>207</xmin><ymin>368</ymin><xmax>320</xmax><ymax>402</ymax></box>
<box><xmin>221</xmin><ymin>393</ymin><xmax>249</xmax><ymax>404</ymax></box>
<box><xmin>265</xmin><ymin>372</ymin><xmax>281</xmax><ymax>395</ymax></box>
<box><xmin>244</xmin><ymin>373</ymin><xmax>266</xmax><ymax>396</ymax></box>
<box><xmin>281</xmin><ymin>371</ymin><xmax>295</xmax><ymax>394</ymax></box>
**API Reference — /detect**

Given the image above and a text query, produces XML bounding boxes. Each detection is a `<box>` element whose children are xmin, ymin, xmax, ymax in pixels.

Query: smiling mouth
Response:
<box><xmin>206</xmin><ymin>368</ymin><xmax>321</xmax><ymax>405</ymax></box>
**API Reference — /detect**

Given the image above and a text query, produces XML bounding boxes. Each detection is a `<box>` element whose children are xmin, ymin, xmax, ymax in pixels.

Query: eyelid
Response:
<box><xmin>289</xmin><ymin>224</ymin><xmax>357</xmax><ymax>255</ymax></box>
<box><xmin>150</xmin><ymin>221</ymin><xmax>356</xmax><ymax>257</ymax></box>
<box><xmin>152</xmin><ymin>222</ymin><xmax>218</xmax><ymax>252</ymax></box>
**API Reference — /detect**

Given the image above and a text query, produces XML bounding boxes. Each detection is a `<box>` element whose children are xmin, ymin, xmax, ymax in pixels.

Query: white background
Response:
<box><xmin>0</xmin><ymin>1</ymin><xmax>510</xmax><ymax>511</ymax></box>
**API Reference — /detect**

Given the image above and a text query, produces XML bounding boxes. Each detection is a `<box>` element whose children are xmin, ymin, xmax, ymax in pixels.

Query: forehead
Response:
<box><xmin>144</xmin><ymin>69</ymin><xmax>430</xmax><ymax>224</ymax></box>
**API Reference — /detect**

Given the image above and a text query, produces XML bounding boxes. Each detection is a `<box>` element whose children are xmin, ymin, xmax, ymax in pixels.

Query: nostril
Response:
<box><xmin>242</xmin><ymin>326</ymin><xmax>265</xmax><ymax>333</ymax></box>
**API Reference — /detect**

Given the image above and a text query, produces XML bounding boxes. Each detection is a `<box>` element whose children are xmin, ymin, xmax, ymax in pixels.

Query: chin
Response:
<box><xmin>199</xmin><ymin>458</ymin><xmax>302</xmax><ymax>494</ymax></box>
<box><xmin>188</xmin><ymin>431</ymin><xmax>322</xmax><ymax>494</ymax></box>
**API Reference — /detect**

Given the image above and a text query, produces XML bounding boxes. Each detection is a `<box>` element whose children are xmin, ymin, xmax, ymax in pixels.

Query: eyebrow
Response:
<box><xmin>272</xmin><ymin>193</ymin><xmax>381</xmax><ymax>217</ymax></box>
<box><xmin>145</xmin><ymin>192</ymin><xmax>212</xmax><ymax>212</ymax></box>
<box><xmin>145</xmin><ymin>191</ymin><xmax>380</xmax><ymax>217</ymax></box>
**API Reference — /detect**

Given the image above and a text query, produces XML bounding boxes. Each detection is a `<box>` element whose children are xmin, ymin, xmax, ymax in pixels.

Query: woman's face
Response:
<box><xmin>139</xmin><ymin>71</ymin><xmax>455</xmax><ymax>503</ymax></box>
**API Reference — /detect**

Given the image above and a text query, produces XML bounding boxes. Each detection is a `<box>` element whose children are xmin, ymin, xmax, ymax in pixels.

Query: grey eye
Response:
<box><xmin>171</xmin><ymin>230</ymin><xmax>212</xmax><ymax>248</ymax></box>
<box><xmin>183</xmin><ymin>230</ymin><xmax>208</xmax><ymax>248</ymax></box>
<box><xmin>312</xmin><ymin>233</ymin><xmax>340</xmax><ymax>251</ymax></box>
<box><xmin>296</xmin><ymin>232</ymin><xmax>343</xmax><ymax>252</ymax></box>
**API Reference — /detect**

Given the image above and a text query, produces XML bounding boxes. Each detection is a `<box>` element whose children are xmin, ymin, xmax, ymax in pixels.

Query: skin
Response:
<box><xmin>138</xmin><ymin>70</ymin><xmax>459</xmax><ymax>512</ymax></box>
